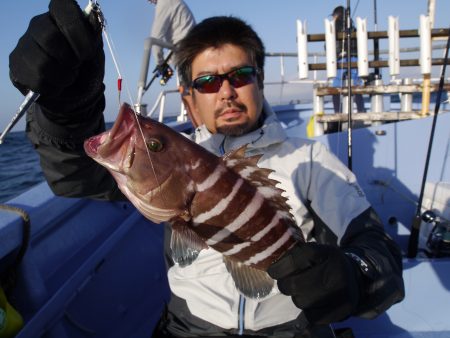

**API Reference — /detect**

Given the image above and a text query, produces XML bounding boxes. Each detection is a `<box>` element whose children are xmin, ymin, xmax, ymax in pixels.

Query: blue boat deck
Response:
<box><xmin>1</xmin><ymin>186</ymin><xmax>170</xmax><ymax>337</ymax></box>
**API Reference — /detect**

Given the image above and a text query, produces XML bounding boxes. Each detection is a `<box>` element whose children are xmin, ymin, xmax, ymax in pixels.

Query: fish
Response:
<box><xmin>84</xmin><ymin>103</ymin><xmax>303</xmax><ymax>298</ymax></box>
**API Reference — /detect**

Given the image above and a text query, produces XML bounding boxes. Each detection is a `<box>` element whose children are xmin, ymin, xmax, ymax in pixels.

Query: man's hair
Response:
<box><xmin>332</xmin><ymin>6</ymin><xmax>344</xmax><ymax>18</ymax></box>
<box><xmin>175</xmin><ymin>16</ymin><xmax>265</xmax><ymax>87</ymax></box>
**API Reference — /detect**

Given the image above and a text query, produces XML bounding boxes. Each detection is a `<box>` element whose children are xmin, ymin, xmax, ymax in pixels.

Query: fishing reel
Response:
<box><xmin>153</xmin><ymin>63</ymin><xmax>174</xmax><ymax>86</ymax></box>
<box><xmin>160</xmin><ymin>65</ymin><xmax>173</xmax><ymax>86</ymax></box>
<box><xmin>421</xmin><ymin>210</ymin><xmax>450</xmax><ymax>258</ymax></box>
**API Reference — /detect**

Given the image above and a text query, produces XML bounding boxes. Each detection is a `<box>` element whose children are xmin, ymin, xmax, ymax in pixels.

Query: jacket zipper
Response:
<box><xmin>219</xmin><ymin>136</ymin><xmax>226</xmax><ymax>155</ymax></box>
<box><xmin>219</xmin><ymin>136</ymin><xmax>246</xmax><ymax>335</ymax></box>
<box><xmin>238</xmin><ymin>295</ymin><xmax>246</xmax><ymax>335</ymax></box>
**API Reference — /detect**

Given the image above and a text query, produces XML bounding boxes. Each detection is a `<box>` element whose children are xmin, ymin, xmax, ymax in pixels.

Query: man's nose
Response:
<box><xmin>218</xmin><ymin>78</ymin><xmax>237</xmax><ymax>101</ymax></box>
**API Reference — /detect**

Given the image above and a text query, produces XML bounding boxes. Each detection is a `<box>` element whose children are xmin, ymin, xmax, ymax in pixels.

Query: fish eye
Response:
<box><xmin>146</xmin><ymin>138</ymin><xmax>164</xmax><ymax>152</ymax></box>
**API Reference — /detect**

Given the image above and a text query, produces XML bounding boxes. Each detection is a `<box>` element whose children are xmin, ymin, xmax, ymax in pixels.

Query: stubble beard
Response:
<box><xmin>216</xmin><ymin>122</ymin><xmax>250</xmax><ymax>136</ymax></box>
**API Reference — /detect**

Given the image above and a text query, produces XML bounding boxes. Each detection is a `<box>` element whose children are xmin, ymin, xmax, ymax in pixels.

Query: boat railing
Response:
<box><xmin>142</xmin><ymin>87</ymin><xmax>188</xmax><ymax>123</ymax></box>
<box><xmin>139</xmin><ymin>43</ymin><xmax>450</xmax><ymax>128</ymax></box>
<box><xmin>138</xmin><ymin>19</ymin><xmax>450</xmax><ymax>129</ymax></box>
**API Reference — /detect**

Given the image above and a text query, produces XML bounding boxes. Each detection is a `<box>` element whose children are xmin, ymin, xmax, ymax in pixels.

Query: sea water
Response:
<box><xmin>0</xmin><ymin>130</ymin><xmax>44</xmax><ymax>202</ymax></box>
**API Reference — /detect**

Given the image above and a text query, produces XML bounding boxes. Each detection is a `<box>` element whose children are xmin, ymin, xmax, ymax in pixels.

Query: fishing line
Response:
<box><xmin>333</xmin><ymin>3</ymin><xmax>346</xmax><ymax>158</ymax></box>
<box><xmin>95</xmin><ymin>5</ymin><xmax>148</xmax><ymax>144</ymax></box>
<box><xmin>351</xmin><ymin>0</ymin><xmax>361</xmax><ymax>20</ymax></box>
<box><xmin>96</xmin><ymin>2</ymin><xmax>168</xmax><ymax>207</ymax></box>
<box><xmin>103</xmin><ymin>28</ymin><xmax>123</xmax><ymax>106</ymax></box>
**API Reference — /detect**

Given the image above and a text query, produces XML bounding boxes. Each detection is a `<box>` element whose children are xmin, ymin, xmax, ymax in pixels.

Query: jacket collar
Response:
<box><xmin>193</xmin><ymin>99</ymin><xmax>287</xmax><ymax>155</ymax></box>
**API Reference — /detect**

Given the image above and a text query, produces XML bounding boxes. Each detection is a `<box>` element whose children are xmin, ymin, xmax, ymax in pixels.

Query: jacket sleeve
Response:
<box><xmin>340</xmin><ymin>207</ymin><xmax>405</xmax><ymax>319</ymax></box>
<box><xmin>25</xmin><ymin>98</ymin><xmax>126</xmax><ymax>201</ymax></box>
<box><xmin>150</xmin><ymin>1</ymin><xmax>172</xmax><ymax>65</ymax></box>
<box><xmin>304</xmin><ymin>142</ymin><xmax>405</xmax><ymax>319</ymax></box>
<box><xmin>311</xmin><ymin>206</ymin><xmax>405</xmax><ymax>319</ymax></box>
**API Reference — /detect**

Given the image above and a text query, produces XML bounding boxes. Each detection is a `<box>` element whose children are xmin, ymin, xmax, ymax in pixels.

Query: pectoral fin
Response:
<box><xmin>171</xmin><ymin>219</ymin><xmax>208</xmax><ymax>267</ymax></box>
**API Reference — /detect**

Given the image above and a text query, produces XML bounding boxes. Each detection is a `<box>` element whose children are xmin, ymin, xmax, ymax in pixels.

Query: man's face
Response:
<box><xmin>184</xmin><ymin>44</ymin><xmax>264</xmax><ymax>136</ymax></box>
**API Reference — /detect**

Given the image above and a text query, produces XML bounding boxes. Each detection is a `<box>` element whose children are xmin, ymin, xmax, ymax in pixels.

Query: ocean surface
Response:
<box><xmin>0</xmin><ymin>130</ymin><xmax>44</xmax><ymax>203</ymax></box>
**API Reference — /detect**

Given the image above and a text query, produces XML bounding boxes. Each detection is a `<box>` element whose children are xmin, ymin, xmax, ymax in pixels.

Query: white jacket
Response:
<box><xmin>167</xmin><ymin>100</ymin><xmax>370</xmax><ymax>331</ymax></box>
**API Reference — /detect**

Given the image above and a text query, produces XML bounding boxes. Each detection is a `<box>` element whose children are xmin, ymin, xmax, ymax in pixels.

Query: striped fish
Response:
<box><xmin>84</xmin><ymin>103</ymin><xmax>303</xmax><ymax>298</ymax></box>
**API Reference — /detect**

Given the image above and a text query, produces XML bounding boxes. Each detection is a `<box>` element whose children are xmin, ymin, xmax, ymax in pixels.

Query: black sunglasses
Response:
<box><xmin>191</xmin><ymin>66</ymin><xmax>259</xmax><ymax>94</ymax></box>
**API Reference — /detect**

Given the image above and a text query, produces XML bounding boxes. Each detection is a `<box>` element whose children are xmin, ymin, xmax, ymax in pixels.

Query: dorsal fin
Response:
<box><xmin>223</xmin><ymin>256</ymin><xmax>274</xmax><ymax>299</ymax></box>
<box><xmin>171</xmin><ymin>219</ymin><xmax>208</xmax><ymax>267</ymax></box>
<box><xmin>223</xmin><ymin>144</ymin><xmax>262</xmax><ymax>168</ymax></box>
<box><xmin>222</xmin><ymin>144</ymin><xmax>292</xmax><ymax>216</ymax></box>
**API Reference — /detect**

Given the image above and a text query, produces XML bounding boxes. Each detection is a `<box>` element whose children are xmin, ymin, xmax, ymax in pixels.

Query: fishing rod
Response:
<box><xmin>0</xmin><ymin>91</ymin><xmax>40</xmax><ymax>144</ymax></box>
<box><xmin>0</xmin><ymin>0</ymin><xmax>101</xmax><ymax>145</ymax></box>
<box><xmin>406</xmin><ymin>25</ymin><xmax>450</xmax><ymax>258</ymax></box>
<box><xmin>345</xmin><ymin>0</ymin><xmax>353</xmax><ymax>170</ymax></box>
<box><xmin>372</xmin><ymin>0</ymin><xmax>380</xmax><ymax>78</ymax></box>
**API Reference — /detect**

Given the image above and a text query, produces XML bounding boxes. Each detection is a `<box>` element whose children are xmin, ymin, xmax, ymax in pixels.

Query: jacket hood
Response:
<box><xmin>192</xmin><ymin>99</ymin><xmax>287</xmax><ymax>155</ymax></box>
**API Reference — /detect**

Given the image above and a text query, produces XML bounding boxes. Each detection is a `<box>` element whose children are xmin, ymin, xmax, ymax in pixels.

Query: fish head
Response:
<box><xmin>84</xmin><ymin>103</ymin><xmax>195</xmax><ymax>223</ymax></box>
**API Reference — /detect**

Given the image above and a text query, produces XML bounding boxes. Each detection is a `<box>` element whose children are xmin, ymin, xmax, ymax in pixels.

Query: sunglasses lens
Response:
<box><xmin>192</xmin><ymin>67</ymin><xmax>258</xmax><ymax>93</ymax></box>
<box><xmin>193</xmin><ymin>75</ymin><xmax>221</xmax><ymax>93</ymax></box>
<box><xmin>229</xmin><ymin>67</ymin><xmax>256</xmax><ymax>88</ymax></box>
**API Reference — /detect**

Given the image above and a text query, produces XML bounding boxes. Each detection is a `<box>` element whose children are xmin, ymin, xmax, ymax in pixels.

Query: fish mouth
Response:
<box><xmin>109</xmin><ymin>103</ymin><xmax>137</xmax><ymax>141</ymax></box>
<box><xmin>84</xmin><ymin>103</ymin><xmax>138</xmax><ymax>166</ymax></box>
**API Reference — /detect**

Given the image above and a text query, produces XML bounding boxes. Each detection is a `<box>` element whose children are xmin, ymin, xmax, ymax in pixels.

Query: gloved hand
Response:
<box><xmin>153</xmin><ymin>64</ymin><xmax>166</xmax><ymax>77</ymax></box>
<box><xmin>153</xmin><ymin>63</ymin><xmax>174</xmax><ymax>86</ymax></box>
<box><xmin>267</xmin><ymin>242</ymin><xmax>363</xmax><ymax>325</ymax></box>
<box><xmin>9</xmin><ymin>0</ymin><xmax>104</xmax><ymax>125</ymax></box>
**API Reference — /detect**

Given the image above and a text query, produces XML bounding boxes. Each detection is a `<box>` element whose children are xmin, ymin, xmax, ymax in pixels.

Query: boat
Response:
<box><xmin>1</xmin><ymin>1</ymin><xmax>450</xmax><ymax>337</ymax></box>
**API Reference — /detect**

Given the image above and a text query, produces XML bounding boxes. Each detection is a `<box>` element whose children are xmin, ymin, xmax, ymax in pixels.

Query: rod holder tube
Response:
<box><xmin>356</xmin><ymin>17</ymin><xmax>369</xmax><ymax>77</ymax></box>
<box><xmin>420</xmin><ymin>15</ymin><xmax>432</xmax><ymax>75</ymax></box>
<box><xmin>297</xmin><ymin>20</ymin><xmax>309</xmax><ymax>79</ymax></box>
<box><xmin>388</xmin><ymin>16</ymin><xmax>400</xmax><ymax>76</ymax></box>
<box><xmin>324</xmin><ymin>18</ymin><xmax>337</xmax><ymax>79</ymax></box>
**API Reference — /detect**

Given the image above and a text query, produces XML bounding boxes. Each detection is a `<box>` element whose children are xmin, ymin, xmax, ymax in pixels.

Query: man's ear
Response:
<box><xmin>179</xmin><ymin>86</ymin><xmax>202</xmax><ymax>128</ymax></box>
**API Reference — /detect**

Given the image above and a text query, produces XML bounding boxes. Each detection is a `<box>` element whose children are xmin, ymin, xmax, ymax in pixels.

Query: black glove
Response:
<box><xmin>9</xmin><ymin>0</ymin><xmax>105</xmax><ymax>125</ymax></box>
<box><xmin>267</xmin><ymin>242</ymin><xmax>363</xmax><ymax>325</ymax></box>
<box><xmin>153</xmin><ymin>64</ymin><xmax>166</xmax><ymax>77</ymax></box>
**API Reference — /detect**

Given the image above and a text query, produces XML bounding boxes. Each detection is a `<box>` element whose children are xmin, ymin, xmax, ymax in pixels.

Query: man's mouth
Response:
<box><xmin>220</xmin><ymin>108</ymin><xmax>242</xmax><ymax>121</ymax></box>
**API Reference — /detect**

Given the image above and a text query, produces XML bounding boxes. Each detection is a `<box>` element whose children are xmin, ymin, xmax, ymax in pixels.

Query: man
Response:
<box><xmin>149</xmin><ymin>0</ymin><xmax>195</xmax><ymax>73</ymax></box>
<box><xmin>9</xmin><ymin>1</ymin><xmax>404</xmax><ymax>337</ymax></box>
<box><xmin>331</xmin><ymin>5</ymin><xmax>365</xmax><ymax>117</ymax></box>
